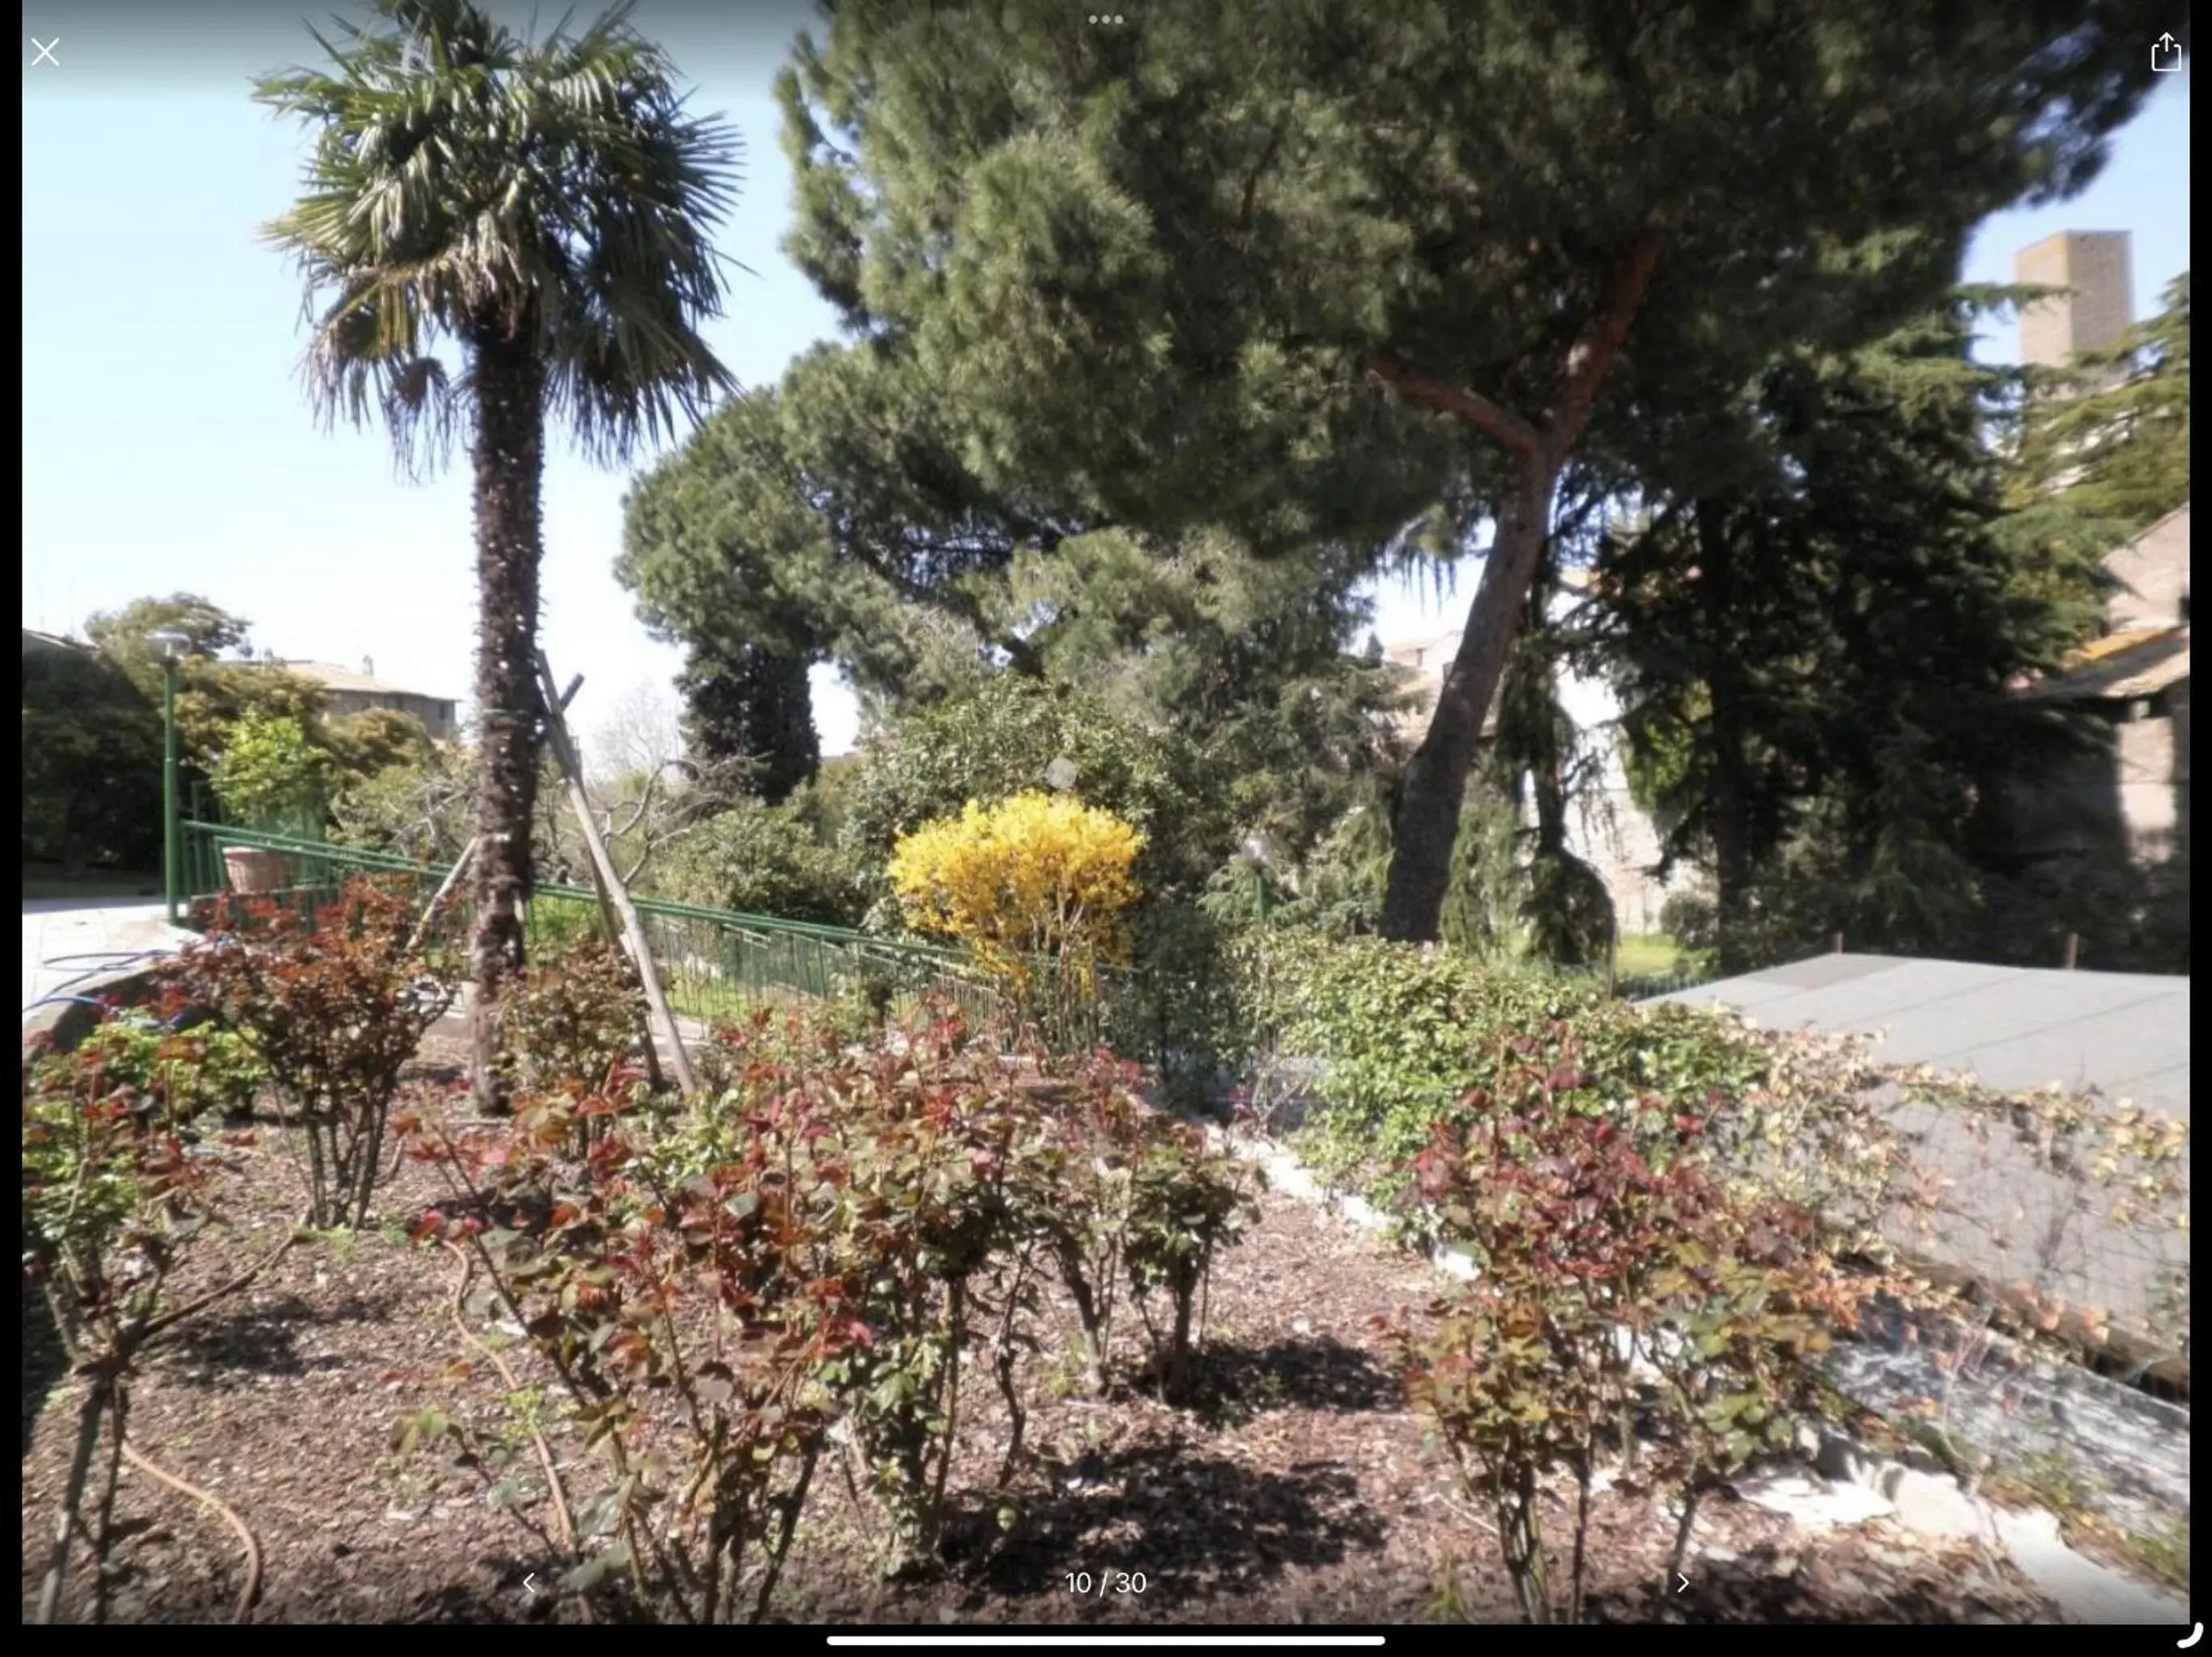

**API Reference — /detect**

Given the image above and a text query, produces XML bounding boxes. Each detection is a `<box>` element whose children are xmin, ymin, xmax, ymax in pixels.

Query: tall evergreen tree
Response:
<box><xmin>1598</xmin><ymin>299</ymin><xmax>2093</xmax><ymax>971</ymax></box>
<box><xmin>619</xmin><ymin>347</ymin><xmax>1408</xmax><ymax>871</ymax></box>
<box><xmin>2013</xmin><ymin>270</ymin><xmax>2190</xmax><ymax>533</ymax></box>
<box><xmin>676</xmin><ymin>643</ymin><xmax>820</xmax><ymax>806</ymax></box>
<box><xmin>619</xmin><ymin>348</ymin><xmax>1075</xmax><ymax>714</ymax></box>
<box><xmin>772</xmin><ymin>0</ymin><xmax>2163</xmax><ymax>941</ymax></box>
<box><xmin>1491</xmin><ymin>559</ymin><xmax>1616</xmax><ymax>969</ymax></box>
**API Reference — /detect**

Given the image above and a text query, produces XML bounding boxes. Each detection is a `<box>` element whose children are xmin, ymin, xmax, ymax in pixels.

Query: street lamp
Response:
<box><xmin>1240</xmin><ymin>830</ymin><xmax>1280</xmax><ymax>923</ymax></box>
<box><xmin>149</xmin><ymin>630</ymin><xmax>190</xmax><ymax>924</ymax></box>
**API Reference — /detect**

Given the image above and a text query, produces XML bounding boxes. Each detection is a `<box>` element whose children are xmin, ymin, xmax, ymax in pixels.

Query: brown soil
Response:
<box><xmin>22</xmin><ymin>1032</ymin><xmax>2067</xmax><ymax>1626</ymax></box>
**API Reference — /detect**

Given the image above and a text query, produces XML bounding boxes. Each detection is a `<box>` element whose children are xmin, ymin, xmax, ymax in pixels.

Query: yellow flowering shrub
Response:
<box><xmin>887</xmin><ymin>792</ymin><xmax>1145</xmax><ymax>1016</ymax></box>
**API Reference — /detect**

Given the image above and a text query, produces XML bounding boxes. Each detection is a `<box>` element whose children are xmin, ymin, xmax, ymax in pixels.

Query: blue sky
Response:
<box><xmin>20</xmin><ymin>7</ymin><xmax>2191</xmax><ymax>760</ymax></box>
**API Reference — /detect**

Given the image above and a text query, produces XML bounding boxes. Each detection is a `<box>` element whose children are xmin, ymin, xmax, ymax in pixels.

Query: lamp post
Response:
<box><xmin>1240</xmin><ymin>831</ymin><xmax>1279</xmax><ymax>923</ymax></box>
<box><xmin>149</xmin><ymin>631</ymin><xmax>189</xmax><ymax>924</ymax></box>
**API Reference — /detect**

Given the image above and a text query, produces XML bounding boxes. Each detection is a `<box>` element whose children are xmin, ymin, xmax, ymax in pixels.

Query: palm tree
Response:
<box><xmin>257</xmin><ymin>0</ymin><xmax>738</xmax><ymax>1106</ymax></box>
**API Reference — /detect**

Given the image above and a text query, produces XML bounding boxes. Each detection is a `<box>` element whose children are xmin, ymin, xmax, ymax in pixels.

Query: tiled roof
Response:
<box><xmin>2071</xmin><ymin>627</ymin><xmax>2171</xmax><ymax>665</ymax></box>
<box><xmin>21</xmin><ymin>627</ymin><xmax>93</xmax><ymax>656</ymax></box>
<box><xmin>2019</xmin><ymin>627</ymin><xmax>2190</xmax><ymax>703</ymax></box>
<box><xmin>267</xmin><ymin>661</ymin><xmax>453</xmax><ymax>700</ymax></box>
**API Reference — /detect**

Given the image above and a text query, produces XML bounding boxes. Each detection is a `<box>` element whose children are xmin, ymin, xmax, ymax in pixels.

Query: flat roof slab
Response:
<box><xmin>1645</xmin><ymin>954</ymin><xmax>2189</xmax><ymax>1120</ymax></box>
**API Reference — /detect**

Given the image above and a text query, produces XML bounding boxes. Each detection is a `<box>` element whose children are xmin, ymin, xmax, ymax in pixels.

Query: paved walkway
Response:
<box><xmin>20</xmin><ymin>898</ymin><xmax>198</xmax><ymax>1023</ymax></box>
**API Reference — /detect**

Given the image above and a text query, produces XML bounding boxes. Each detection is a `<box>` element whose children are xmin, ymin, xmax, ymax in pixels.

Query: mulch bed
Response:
<box><xmin>22</xmin><ymin>1034</ymin><xmax>2065</xmax><ymax>1625</ymax></box>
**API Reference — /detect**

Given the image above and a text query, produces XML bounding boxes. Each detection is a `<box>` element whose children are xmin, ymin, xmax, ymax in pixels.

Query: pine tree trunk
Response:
<box><xmin>1699</xmin><ymin>500</ymin><xmax>1754</xmax><ymax>976</ymax></box>
<box><xmin>1382</xmin><ymin>455</ymin><xmax>1558</xmax><ymax>941</ymax></box>
<box><xmin>1523</xmin><ymin>570</ymin><xmax>1572</xmax><ymax>865</ymax></box>
<box><xmin>466</xmin><ymin>321</ymin><xmax>548</xmax><ymax>1112</ymax></box>
<box><xmin>1711</xmin><ymin>750</ymin><xmax>1753</xmax><ymax>975</ymax></box>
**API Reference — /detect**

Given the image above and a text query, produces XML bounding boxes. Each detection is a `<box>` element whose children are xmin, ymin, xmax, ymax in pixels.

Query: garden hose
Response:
<box><xmin>116</xmin><ymin>1438</ymin><xmax>263</xmax><ymax>1623</ymax></box>
<box><xmin>22</xmin><ymin>948</ymin><xmax>185</xmax><ymax>1022</ymax></box>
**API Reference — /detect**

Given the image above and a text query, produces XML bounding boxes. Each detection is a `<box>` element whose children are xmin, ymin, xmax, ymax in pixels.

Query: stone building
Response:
<box><xmin>2014</xmin><ymin>230</ymin><xmax>2135</xmax><ymax>376</ymax></box>
<box><xmin>2012</xmin><ymin>505</ymin><xmax>2191</xmax><ymax>866</ymax></box>
<box><xmin>260</xmin><ymin>656</ymin><xmax>462</xmax><ymax>741</ymax></box>
<box><xmin>2004</xmin><ymin>229</ymin><xmax>2189</xmax><ymax>869</ymax></box>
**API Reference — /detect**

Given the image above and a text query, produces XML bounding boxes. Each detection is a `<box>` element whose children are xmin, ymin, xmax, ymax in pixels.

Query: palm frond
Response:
<box><xmin>257</xmin><ymin>0</ymin><xmax>739</xmax><ymax>474</ymax></box>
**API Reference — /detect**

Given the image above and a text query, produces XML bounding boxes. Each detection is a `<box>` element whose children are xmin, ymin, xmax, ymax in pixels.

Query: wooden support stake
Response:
<box><xmin>407</xmin><ymin>835</ymin><xmax>478</xmax><ymax>955</ymax></box>
<box><xmin>541</xmin><ymin>684</ymin><xmax>669</xmax><ymax>1092</ymax></box>
<box><xmin>535</xmin><ymin>652</ymin><xmax>699</xmax><ymax>1096</ymax></box>
<box><xmin>535</xmin><ymin>661</ymin><xmax>668</xmax><ymax>1092</ymax></box>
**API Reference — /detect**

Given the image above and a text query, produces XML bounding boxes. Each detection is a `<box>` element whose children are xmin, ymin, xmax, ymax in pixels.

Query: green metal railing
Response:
<box><xmin>180</xmin><ymin>820</ymin><xmax>1002</xmax><ymax>1030</ymax></box>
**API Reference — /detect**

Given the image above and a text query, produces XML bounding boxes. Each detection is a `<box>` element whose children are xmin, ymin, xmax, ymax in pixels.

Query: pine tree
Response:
<box><xmin>619</xmin><ymin>352</ymin><xmax>1408</xmax><ymax>873</ymax></box>
<box><xmin>677</xmin><ymin>644</ymin><xmax>819</xmax><ymax>806</ymax></box>
<box><xmin>772</xmin><ymin>0</ymin><xmax>2164</xmax><ymax>941</ymax></box>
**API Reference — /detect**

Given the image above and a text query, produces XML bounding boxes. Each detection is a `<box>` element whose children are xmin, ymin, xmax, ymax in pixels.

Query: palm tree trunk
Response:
<box><xmin>466</xmin><ymin>321</ymin><xmax>548</xmax><ymax>1111</ymax></box>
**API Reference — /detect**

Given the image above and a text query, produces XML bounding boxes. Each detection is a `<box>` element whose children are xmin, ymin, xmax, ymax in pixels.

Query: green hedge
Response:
<box><xmin>1224</xmin><ymin>933</ymin><xmax>1787</xmax><ymax>1227</ymax></box>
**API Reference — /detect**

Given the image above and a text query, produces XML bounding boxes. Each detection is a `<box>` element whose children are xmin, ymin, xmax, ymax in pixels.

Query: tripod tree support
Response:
<box><xmin>534</xmin><ymin>650</ymin><xmax>699</xmax><ymax>1097</ymax></box>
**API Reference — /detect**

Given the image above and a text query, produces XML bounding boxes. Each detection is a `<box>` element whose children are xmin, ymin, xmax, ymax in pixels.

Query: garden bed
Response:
<box><xmin>23</xmin><ymin>1033</ymin><xmax>2072</xmax><ymax>1626</ymax></box>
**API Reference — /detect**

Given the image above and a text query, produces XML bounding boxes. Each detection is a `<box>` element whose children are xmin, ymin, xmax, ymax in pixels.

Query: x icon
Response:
<box><xmin>31</xmin><ymin>36</ymin><xmax>60</xmax><ymax>66</ymax></box>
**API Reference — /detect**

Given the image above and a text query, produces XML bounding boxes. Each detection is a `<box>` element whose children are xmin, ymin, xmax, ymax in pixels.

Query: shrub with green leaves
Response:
<box><xmin>69</xmin><ymin>1009</ymin><xmax>267</xmax><ymax>1126</ymax></box>
<box><xmin>403</xmin><ymin>1080</ymin><xmax>843</xmax><ymax>1623</ymax></box>
<box><xmin>400</xmin><ymin>1005</ymin><xmax>1260</xmax><ymax>1612</ymax></box>
<box><xmin>840</xmin><ymin>674</ymin><xmax>1227</xmax><ymax>924</ymax></box>
<box><xmin>1231</xmin><ymin>935</ymin><xmax>1746</xmax><ymax>1178</ymax></box>
<box><xmin>209</xmin><ymin>707</ymin><xmax>333</xmax><ymax>833</ymax></box>
<box><xmin>657</xmin><ymin>795</ymin><xmax>868</xmax><ymax>926</ymax></box>
<box><xmin>21</xmin><ymin>1032</ymin><xmax>226</xmax><ymax>1341</ymax></box>
<box><xmin>523</xmin><ymin>894</ymin><xmax>605</xmax><ymax>954</ymax></box>
<box><xmin>22</xmin><ymin>1021</ymin><xmax>240</xmax><ymax>1622</ymax></box>
<box><xmin>1125</xmin><ymin>1123</ymin><xmax>1260</xmax><ymax>1400</ymax></box>
<box><xmin>1011</xmin><ymin>1052</ymin><xmax>1263</xmax><ymax>1400</ymax></box>
<box><xmin>1227</xmin><ymin>932</ymin><xmax>1913</xmax><ymax>1258</ymax></box>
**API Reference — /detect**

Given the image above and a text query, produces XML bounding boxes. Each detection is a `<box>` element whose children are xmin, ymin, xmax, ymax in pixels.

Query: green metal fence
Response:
<box><xmin>180</xmin><ymin>820</ymin><xmax>1002</xmax><ymax>1030</ymax></box>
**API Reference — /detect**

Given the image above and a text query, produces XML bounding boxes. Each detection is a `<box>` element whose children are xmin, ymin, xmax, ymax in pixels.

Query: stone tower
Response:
<box><xmin>2014</xmin><ymin>231</ymin><xmax>2134</xmax><ymax>369</ymax></box>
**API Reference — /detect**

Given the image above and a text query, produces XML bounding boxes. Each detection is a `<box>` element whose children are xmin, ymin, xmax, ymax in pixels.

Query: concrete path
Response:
<box><xmin>20</xmin><ymin>898</ymin><xmax>198</xmax><ymax>1023</ymax></box>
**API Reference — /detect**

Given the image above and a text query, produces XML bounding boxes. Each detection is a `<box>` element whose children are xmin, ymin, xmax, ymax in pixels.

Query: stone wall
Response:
<box><xmin>2103</xmin><ymin>507</ymin><xmax>2189</xmax><ymax>632</ymax></box>
<box><xmin>2116</xmin><ymin>710</ymin><xmax>2180</xmax><ymax>861</ymax></box>
<box><xmin>1566</xmin><ymin>783</ymin><xmax>1686</xmax><ymax>937</ymax></box>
